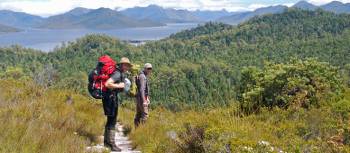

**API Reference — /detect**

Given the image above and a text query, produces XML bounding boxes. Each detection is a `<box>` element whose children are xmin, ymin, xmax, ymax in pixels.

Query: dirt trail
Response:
<box><xmin>87</xmin><ymin>122</ymin><xmax>141</xmax><ymax>153</ymax></box>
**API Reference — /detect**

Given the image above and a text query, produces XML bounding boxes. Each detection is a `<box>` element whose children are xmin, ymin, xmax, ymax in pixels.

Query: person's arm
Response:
<box><xmin>139</xmin><ymin>74</ymin><xmax>147</xmax><ymax>104</ymax></box>
<box><xmin>105</xmin><ymin>71</ymin><xmax>124</xmax><ymax>89</ymax></box>
<box><xmin>105</xmin><ymin>78</ymin><xmax>125</xmax><ymax>89</ymax></box>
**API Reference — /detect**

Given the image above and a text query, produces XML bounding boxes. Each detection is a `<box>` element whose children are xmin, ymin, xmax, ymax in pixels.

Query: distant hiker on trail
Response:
<box><xmin>87</xmin><ymin>56</ymin><xmax>131</xmax><ymax>151</ymax></box>
<box><xmin>134</xmin><ymin>63</ymin><xmax>152</xmax><ymax>127</ymax></box>
<box><xmin>102</xmin><ymin>57</ymin><xmax>131</xmax><ymax>151</ymax></box>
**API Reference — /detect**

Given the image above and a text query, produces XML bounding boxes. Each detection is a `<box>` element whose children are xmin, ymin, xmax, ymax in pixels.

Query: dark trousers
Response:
<box><xmin>102</xmin><ymin>92</ymin><xmax>119</xmax><ymax>129</ymax></box>
<box><xmin>134</xmin><ymin>95</ymin><xmax>149</xmax><ymax>127</ymax></box>
<box><xmin>105</xmin><ymin>105</ymin><xmax>118</xmax><ymax>129</ymax></box>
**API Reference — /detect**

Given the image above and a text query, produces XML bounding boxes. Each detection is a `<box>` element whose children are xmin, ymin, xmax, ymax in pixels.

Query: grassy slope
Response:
<box><xmin>1</xmin><ymin>75</ymin><xmax>348</xmax><ymax>153</ymax></box>
<box><xmin>118</xmin><ymin>89</ymin><xmax>350</xmax><ymax>153</ymax></box>
<box><xmin>0</xmin><ymin>78</ymin><xmax>104</xmax><ymax>153</ymax></box>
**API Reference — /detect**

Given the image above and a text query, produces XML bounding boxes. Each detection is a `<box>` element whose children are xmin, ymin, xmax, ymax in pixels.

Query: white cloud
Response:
<box><xmin>307</xmin><ymin>0</ymin><xmax>350</xmax><ymax>5</ymax></box>
<box><xmin>0</xmin><ymin>0</ymin><xmax>144</xmax><ymax>16</ymax></box>
<box><xmin>1</xmin><ymin>0</ymin><xmax>350</xmax><ymax>17</ymax></box>
<box><xmin>0</xmin><ymin>0</ymin><xmax>254</xmax><ymax>16</ymax></box>
<box><xmin>283</xmin><ymin>3</ymin><xmax>295</xmax><ymax>7</ymax></box>
<box><xmin>247</xmin><ymin>4</ymin><xmax>269</xmax><ymax>10</ymax></box>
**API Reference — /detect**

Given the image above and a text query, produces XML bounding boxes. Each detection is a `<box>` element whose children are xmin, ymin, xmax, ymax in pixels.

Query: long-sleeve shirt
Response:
<box><xmin>138</xmin><ymin>71</ymin><xmax>149</xmax><ymax>103</ymax></box>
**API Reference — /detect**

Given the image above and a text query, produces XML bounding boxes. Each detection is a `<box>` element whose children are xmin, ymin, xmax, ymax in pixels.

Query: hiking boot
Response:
<box><xmin>104</xmin><ymin>128</ymin><xmax>122</xmax><ymax>152</ymax></box>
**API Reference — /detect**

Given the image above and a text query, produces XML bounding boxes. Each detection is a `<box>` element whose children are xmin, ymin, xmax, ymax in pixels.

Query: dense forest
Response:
<box><xmin>1</xmin><ymin>8</ymin><xmax>350</xmax><ymax>152</ymax></box>
<box><xmin>2</xmin><ymin>9</ymin><xmax>349</xmax><ymax>107</ymax></box>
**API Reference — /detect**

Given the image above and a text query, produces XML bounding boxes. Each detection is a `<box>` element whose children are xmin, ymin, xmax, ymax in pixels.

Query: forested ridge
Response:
<box><xmin>2</xmin><ymin>9</ymin><xmax>349</xmax><ymax>107</ymax></box>
<box><xmin>1</xmin><ymin>8</ymin><xmax>350</xmax><ymax>152</ymax></box>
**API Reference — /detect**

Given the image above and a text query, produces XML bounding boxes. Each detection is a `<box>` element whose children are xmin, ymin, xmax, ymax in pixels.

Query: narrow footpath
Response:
<box><xmin>87</xmin><ymin>122</ymin><xmax>141</xmax><ymax>153</ymax></box>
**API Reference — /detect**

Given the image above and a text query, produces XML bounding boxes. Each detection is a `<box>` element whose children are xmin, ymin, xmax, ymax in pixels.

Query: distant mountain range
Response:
<box><xmin>120</xmin><ymin>5</ymin><xmax>202</xmax><ymax>23</ymax></box>
<box><xmin>291</xmin><ymin>1</ymin><xmax>350</xmax><ymax>13</ymax></box>
<box><xmin>192</xmin><ymin>9</ymin><xmax>234</xmax><ymax>21</ymax></box>
<box><xmin>0</xmin><ymin>7</ymin><xmax>165</xmax><ymax>30</ymax></box>
<box><xmin>320</xmin><ymin>1</ymin><xmax>350</xmax><ymax>13</ymax></box>
<box><xmin>292</xmin><ymin>1</ymin><xmax>319</xmax><ymax>10</ymax></box>
<box><xmin>0</xmin><ymin>5</ymin><xmax>234</xmax><ymax>30</ymax></box>
<box><xmin>218</xmin><ymin>1</ymin><xmax>350</xmax><ymax>25</ymax></box>
<box><xmin>217</xmin><ymin>5</ymin><xmax>287</xmax><ymax>25</ymax></box>
<box><xmin>0</xmin><ymin>10</ymin><xmax>44</xmax><ymax>28</ymax></box>
<box><xmin>0</xmin><ymin>23</ymin><xmax>21</xmax><ymax>33</ymax></box>
<box><xmin>38</xmin><ymin>7</ymin><xmax>165</xmax><ymax>29</ymax></box>
<box><xmin>0</xmin><ymin>1</ymin><xmax>350</xmax><ymax>29</ymax></box>
<box><xmin>120</xmin><ymin>5</ymin><xmax>234</xmax><ymax>23</ymax></box>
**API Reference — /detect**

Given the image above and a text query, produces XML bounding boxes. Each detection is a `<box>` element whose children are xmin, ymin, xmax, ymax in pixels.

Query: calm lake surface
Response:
<box><xmin>0</xmin><ymin>23</ymin><xmax>198</xmax><ymax>52</ymax></box>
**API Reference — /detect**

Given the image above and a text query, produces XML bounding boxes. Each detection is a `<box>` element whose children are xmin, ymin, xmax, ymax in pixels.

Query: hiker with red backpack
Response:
<box><xmin>88</xmin><ymin>56</ymin><xmax>131</xmax><ymax>152</ymax></box>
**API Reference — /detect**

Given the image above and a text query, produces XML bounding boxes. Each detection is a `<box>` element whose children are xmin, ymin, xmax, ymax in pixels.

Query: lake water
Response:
<box><xmin>0</xmin><ymin>23</ymin><xmax>198</xmax><ymax>52</ymax></box>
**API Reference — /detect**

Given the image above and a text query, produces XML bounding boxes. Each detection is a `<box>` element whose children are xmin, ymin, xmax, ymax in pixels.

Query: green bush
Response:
<box><xmin>239</xmin><ymin>58</ymin><xmax>344</xmax><ymax>113</ymax></box>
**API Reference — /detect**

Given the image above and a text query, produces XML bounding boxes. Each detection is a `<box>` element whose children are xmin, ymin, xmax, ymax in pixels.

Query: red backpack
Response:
<box><xmin>88</xmin><ymin>55</ymin><xmax>117</xmax><ymax>99</ymax></box>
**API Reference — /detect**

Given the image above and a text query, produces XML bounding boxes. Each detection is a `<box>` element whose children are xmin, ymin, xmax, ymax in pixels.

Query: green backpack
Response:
<box><xmin>128</xmin><ymin>64</ymin><xmax>140</xmax><ymax>97</ymax></box>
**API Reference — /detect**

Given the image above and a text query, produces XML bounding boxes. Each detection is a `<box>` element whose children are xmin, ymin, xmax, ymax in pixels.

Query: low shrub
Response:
<box><xmin>238</xmin><ymin>58</ymin><xmax>344</xmax><ymax>113</ymax></box>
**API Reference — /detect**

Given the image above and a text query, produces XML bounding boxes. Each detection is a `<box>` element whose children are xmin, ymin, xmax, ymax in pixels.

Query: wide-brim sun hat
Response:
<box><xmin>120</xmin><ymin>57</ymin><xmax>131</xmax><ymax>66</ymax></box>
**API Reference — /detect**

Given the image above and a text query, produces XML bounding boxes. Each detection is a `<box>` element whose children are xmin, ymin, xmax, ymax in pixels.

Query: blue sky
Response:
<box><xmin>0</xmin><ymin>0</ymin><xmax>350</xmax><ymax>17</ymax></box>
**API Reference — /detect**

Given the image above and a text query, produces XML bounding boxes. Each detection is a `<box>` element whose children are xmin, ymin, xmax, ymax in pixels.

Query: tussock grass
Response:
<box><xmin>0</xmin><ymin>79</ymin><xmax>105</xmax><ymax>153</ymax></box>
<box><xmin>2</xmin><ymin>77</ymin><xmax>350</xmax><ymax>153</ymax></box>
<box><xmin>118</xmin><ymin>93</ymin><xmax>350</xmax><ymax>153</ymax></box>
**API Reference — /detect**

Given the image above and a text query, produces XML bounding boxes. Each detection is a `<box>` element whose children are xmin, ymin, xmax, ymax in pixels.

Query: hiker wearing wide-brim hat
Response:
<box><xmin>103</xmin><ymin>57</ymin><xmax>131</xmax><ymax>152</ymax></box>
<box><xmin>119</xmin><ymin>57</ymin><xmax>132</xmax><ymax>66</ymax></box>
<box><xmin>134</xmin><ymin>63</ymin><xmax>153</xmax><ymax>127</ymax></box>
<box><xmin>118</xmin><ymin>57</ymin><xmax>132</xmax><ymax>77</ymax></box>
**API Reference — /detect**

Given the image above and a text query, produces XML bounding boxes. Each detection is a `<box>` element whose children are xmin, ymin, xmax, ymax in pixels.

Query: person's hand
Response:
<box><xmin>143</xmin><ymin>103</ymin><xmax>148</xmax><ymax>107</ymax></box>
<box><xmin>118</xmin><ymin>82</ymin><xmax>125</xmax><ymax>88</ymax></box>
<box><xmin>143</xmin><ymin>100</ymin><xmax>150</xmax><ymax>107</ymax></box>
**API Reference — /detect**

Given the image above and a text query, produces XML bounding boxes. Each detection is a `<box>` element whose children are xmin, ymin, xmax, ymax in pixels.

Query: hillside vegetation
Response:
<box><xmin>1</xmin><ymin>9</ymin><xmax>350</xmax><ymax>152</ymax></box>
<box><xmin>119</xmin><ymin>89</ymin><xmax>350</xmax><ymax>152</ymax></box>
<box><xmin>37</xmin><ymin>9</ymin><xmax>350</xmax><ymax>108</ymax></box>
<box><xmin>0</xmin><ymin>72</ymin><xmax>104</xmax><ymax>153</ymax></box>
